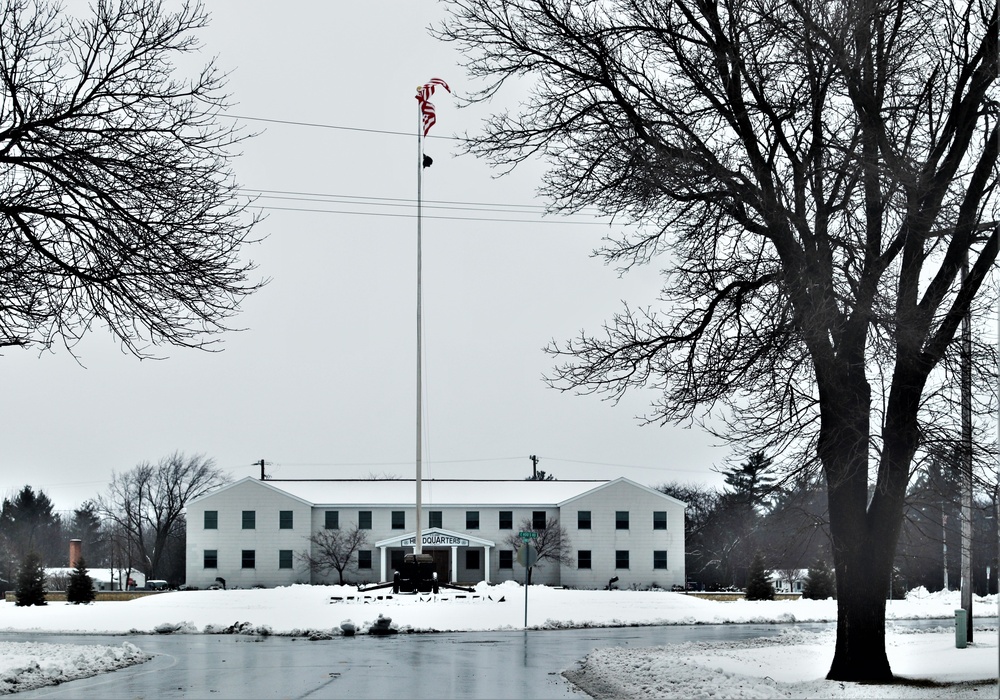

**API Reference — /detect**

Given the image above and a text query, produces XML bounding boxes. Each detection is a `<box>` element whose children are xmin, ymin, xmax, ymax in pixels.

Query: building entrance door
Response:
<box><xmin>430</xmin><ymin>549</ymin><xmax>449</xmax><ymax>583</ymax></box>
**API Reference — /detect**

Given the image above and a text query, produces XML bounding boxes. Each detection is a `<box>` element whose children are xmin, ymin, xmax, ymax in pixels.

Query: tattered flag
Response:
<box><xmin>415</xmin><ymin>78</ymin><xmax>451</xmax><ymax>137</ymax></box>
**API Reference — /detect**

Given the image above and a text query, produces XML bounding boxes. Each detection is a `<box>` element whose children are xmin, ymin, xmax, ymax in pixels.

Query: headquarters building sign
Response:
<box><xmin>400</xmin><ymin>531</ymin><xmax>470</xmax><ymax>547</ymax></box>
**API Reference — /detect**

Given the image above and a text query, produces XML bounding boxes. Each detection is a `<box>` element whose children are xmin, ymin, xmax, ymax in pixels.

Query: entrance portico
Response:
<box><xmin>375</xmin><ymin>528</ymin><xmax>496</xmax><ymax>583</ymax></box>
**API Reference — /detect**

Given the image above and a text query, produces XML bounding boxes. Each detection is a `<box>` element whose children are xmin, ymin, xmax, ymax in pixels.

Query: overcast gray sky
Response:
<box><xmin>1</xmin><ymin>0</ymin><xmax>733</xmax><ymax>512</ymax></box>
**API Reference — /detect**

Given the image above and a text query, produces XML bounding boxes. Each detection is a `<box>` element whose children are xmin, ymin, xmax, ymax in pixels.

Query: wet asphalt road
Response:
<box><xmin>6</xmin><ymin>624</ymin><xmax>796</xmax><ymax>699</ymax></box>
<box><xmin>4</xmin><ymin>620</ymin><xmax>976</xmax><ymax>699</ymax></box>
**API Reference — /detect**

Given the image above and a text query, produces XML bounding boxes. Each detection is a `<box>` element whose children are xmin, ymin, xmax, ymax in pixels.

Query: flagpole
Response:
<box><xmin>415</xmin><ymin>88</ymin><xmax>424</xmax><ymax>558</ymax></box>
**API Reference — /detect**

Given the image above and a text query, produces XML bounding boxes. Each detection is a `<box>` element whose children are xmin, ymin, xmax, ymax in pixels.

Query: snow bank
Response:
<box><xmin>566</xmin><ymin>627</ymin><xmax>998</xmax><ymax>699</ymax></box>
<box><xmin>0</xmin><ymin>641</ymin><xmax>149</xmax><ymax>695</ymax></box>
<box><xmin>0</xmin><ymin>582</ymin><xmax>987</xmax><ymax>636</ymax></box>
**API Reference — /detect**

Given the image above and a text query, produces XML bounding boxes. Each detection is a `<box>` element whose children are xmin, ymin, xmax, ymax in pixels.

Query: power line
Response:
<box><xmin>218</xmin><ymin>112</ymin><xmax>620</xmax><ymax>224</ymax></box>
<box><xmin>545</xmin><ymin>457</ymin><xmax>719</xmax><ymax>476</ymax></box>
<box><xmin>223</xmin><ymin>113</ymin><xmax>458</xmax><ymax>140</ymax></box>
<box><xmin>241</xmin><ymin>187</ymin><xmax>613</xmax><ymax>226</ymax></box>
<box><xmin>251</xmin><ymin>203</ymin><xmax>613</xmax><ymax>225</ymax></box>
<box><xmin>274</xmin><ymin>457</ymin><xmax>524</xmax><ymax>468</ymax></box>
<box><xmin>251</xmin><ymin>194</ymin><xmax>591</xmax><ymax>217</ymax></box>
<box><xmin>242</xmin><ymin>187</ymin><xmax>604</xmax><ymax>215</ymax></box>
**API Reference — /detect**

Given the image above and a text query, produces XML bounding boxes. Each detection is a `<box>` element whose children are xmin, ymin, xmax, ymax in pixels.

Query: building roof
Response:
<box><xmin>251</xmin><ymin>477</ymin><xmax>609</xmax><ymax>507</ymax></box>
<box><xmin>191</xmin><ymin>476</ymin><xmax>687</xmax><ymax>509</ymax></box>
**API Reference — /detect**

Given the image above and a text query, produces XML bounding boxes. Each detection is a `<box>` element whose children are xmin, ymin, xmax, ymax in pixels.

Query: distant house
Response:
<box><xmin>44</xmin><ymin>568</ymin><xmax>145</xmax><ymax>591</ymax></box>
<box><xmin>185</xmin><ymin>476</ymin><xmax>686</xmax><ymax>590</ymax></box>
<box><xmin>768</xmin><ymin>569</ymin><xmax>807</xmax><ymax>593</ymax></box>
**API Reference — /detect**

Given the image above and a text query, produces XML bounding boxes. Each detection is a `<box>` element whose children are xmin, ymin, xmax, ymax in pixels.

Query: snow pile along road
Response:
<box><xmin>564</xmin><ymin>627</ymin><xmax>997</xmax><ymax>699</ymax></box>
<box><xmin>0</xmin><ymin>641</ymin><xmax>149</xmax><ymax>695</ymax></box>
<box><xmin>0</xmin><ymin>581</ymin><xmax>989</xmax><ymax>635</ymax></box>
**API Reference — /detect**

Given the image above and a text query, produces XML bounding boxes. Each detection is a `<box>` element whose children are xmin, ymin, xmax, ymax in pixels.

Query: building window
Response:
<box><xmin>279</xmin><ymin>550</ymin><xmax>293</xmax><ymax>569</ymax></box>
<box><xmin>578</xmin><ymin>511</ymin><xmax>591</xmax><ymax>529</ymax></box>
<box><xmin>359</xmin><ymin>511</ymin><xmax>372</xmax><ymax>530</ymax></box>
<box><xmin>204</xmin><ymin>510</ymin><xmax>218</xmax><ymax>529</ymax></box>
<box><xmin>391</xmin><ymin>511</ymin><xmax>405</xmax><ymax>529</ymax></box>
<box><xmin>466</xmin><ymin>550</ymin><xmax>481</xmax><ymax>570</ymax></box>
<box><xmin>532</xmin><ymin>511</ymin><xmax>547</xmax><ymax>530</ymax></box>
<box><xmin>499</xmin><ymin>550</ymin><xmax>514</xmax><ymax>569</ymax></box>
<box><xmin>429</xmin><ymin>510</ymin><xmax>442</xmax><ymax>528</ymax></box>
<box><xmin>279</xmin><ymin>510</ymin><xmax>293</xmax><ymax>529</ymax></box>
<box><xmin>578</xmin><ymin>550</ymin><xmax>591</xmax><ymax>569</ymax></box>
<box><xmin>325</xmin><ymin>510</ymin><xmax>339</xmax><ymax>529</ymax></box>
<box><xmin>616</xmin><ymin>550</ymin><xmax>629</xmax><ymax>569</ymax></box>
<box><xmin>616</xmin><ymin>511</ymin><xmax>629</xmax><ymax>530</ymax></box>
<box><xmin>358</xmin><ymin>550</ymin><xmax>372</xmax><ymax>569</ymax></box>
<box><xmin>653</xmin><ymin>511</ymin><xmax>667</xmax><ymax>530</ymax></box>
<box><xmin>499</xmin><ymin>511</ymin><xmax>513</xmax><ymax>529</ymax></box>
<box><xmin>654</xmin><ymin>550</ymin><xmax>668</xmax><ymax>569</ymax></box>
<box><xmin>242</xmin><ymin>550</ymin><xmax>256</xmax><ymax>569</ymax></box>
<box><xmin>242</xmin><ymin>510</ymin><xmax>256</xmax><ymax>530</ymax></box>
<box><xmin>466</xmin><ymin>510</ymin><xmax>479</xmax><ymax>529</ymax></box>
<box><xmin>203</xmin><ymin>550</ymin><xmax>218</xmax><ymax>569</ymax></box>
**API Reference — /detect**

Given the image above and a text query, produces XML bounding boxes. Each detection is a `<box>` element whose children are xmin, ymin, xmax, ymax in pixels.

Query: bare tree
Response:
<box><xmin>503</xmin><ymin>516</ymin><xmax>573</xmax><ymax>584</ymax></box>
<box><xmin>775</xmin><ymin>568</ymin><xmax>803</xmax><ymax>593</ymax></box>
<box><xmin>439</xmin><ymin>0</ymin><xmax>999</xmax><ymax>682</ymax></box>
<box><xmin>0</xmin><ymin>0</ymin><xmax>262</xmax><ymax>357</ymax></box>
<box><xmin>297</xmin><ymin>524</ymin><xmax>369</xmax><ymax>585</ymax></box>
<box><xmin>98</xmin><ymin>452</ymin><xmax>228</xmax><ymax>580</ymax></box>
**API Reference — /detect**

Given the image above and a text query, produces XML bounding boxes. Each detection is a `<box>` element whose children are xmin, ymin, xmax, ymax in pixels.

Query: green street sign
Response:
<box><xmin>519</xmin><ymin>531</ymin><xmax>538</xmax><ymax>539</ymax></box>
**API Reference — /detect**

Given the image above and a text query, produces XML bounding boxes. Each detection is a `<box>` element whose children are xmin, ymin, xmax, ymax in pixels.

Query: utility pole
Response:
<box><xmin>257</xmin><ymin>459</ymin><xmax>267</xmax><ymax>480</ymax></box>
<box><xmin>530</xmin><ymin>454</ymin><xmax>539</xmax><ymax>479</ymax></box>
<box><xmin>960</xmin><ymin>256</ymin><xmax>973</xmax><ymax>642</ymax></box>
<box><xmin>943</xmin><ymin>508</ymin><xmax>949</xmax><ymax>591</ymax></box>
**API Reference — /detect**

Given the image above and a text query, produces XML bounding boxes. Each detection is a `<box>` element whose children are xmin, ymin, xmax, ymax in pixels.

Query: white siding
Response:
<box><xmin>186</xmin><ymin>480</ymin><xmax>312</xmax><ymax>589</ymax></box>
<box><xmin>558</xmin><ymin>481</ymin><xmax>685</xmax><ymax>590</ymax></box>
<box><xmin>185</xmin><ymin>477</ymin><xmax>685</xmax><ymax>590</ymax></box>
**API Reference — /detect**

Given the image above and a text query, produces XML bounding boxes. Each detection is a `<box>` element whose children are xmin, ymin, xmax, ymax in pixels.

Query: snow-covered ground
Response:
<box><xmin>0</xmin><ymin>582</ymin><xmax>996</xmax><ymax>697</ymax></box>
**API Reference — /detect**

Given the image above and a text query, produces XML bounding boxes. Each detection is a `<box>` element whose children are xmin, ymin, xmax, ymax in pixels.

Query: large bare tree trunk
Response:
<box><xmin>821</xmin><ymin>369</ymin><xmax>918</xmax><ymax>681</ymax></box>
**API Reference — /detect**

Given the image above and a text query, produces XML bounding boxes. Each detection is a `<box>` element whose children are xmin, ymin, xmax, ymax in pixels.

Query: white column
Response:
<box><xmin>451</xmin><ymin>546</ymin><xmax>458</xmax><ymax>583</ymax></box>
<box><xmin>483</xmin><ymin>545</ymin><xmax>492</xmax><ymax>583</ymax></box>
<box><xmin>380</xmin><ymin>546</ymin><xmax>387</xmax><ymax>582</ymax></box>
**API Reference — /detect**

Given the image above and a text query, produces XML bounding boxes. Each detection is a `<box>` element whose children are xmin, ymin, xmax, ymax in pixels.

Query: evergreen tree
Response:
<box><xmin>803</xmin><ymin>558</ymin><xmax>836</xmax><ymax>600</ymax></box>
<box><xmin>745</xmin><ymin>551</ymin><xmax>775</xmax><ymax>600</ymax></box>
<box><xmin>70</xmin><ymin>502</ymin><xmax>109</xmax><ymax>569</ymax></box>
<box><xmin>66</xmin><ymin>557</ymin><xmax>95</xmax><ymax>605</ymax></box>
<box><xmin>722</xmin><ymin>452</ymin><xmax>778</xmax><ymax>512</ymax></box>
<box><xmin>717</xmin><ymin>452</ymin><xmax>778</xmax><ymax>587</ymax></box>
<box><xmin>15</xmin><ymin>552</ymin><xmax>47</xmax><ymax>606</ymax></box>
<box><xmin>1</xmin><ymin>486</ymin><xmax>63</xmax><ymax>565</ymax></box>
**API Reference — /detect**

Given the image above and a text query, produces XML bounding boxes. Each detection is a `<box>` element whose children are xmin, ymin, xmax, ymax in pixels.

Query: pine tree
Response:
<box><xmin>66</xmin><ymin>557</ymin><xmax>96</xmax><ymax>605</ymax></box>
<box><xmin>745</xmin><ymin>551</ymin><xmax>775</xmax><ymax>600</ymax></box>
<box><xmin>803</xmin><ymin>558</ymin><xmax>836</xmax><ymax>600</ymax></box>
<box><xmin>15</xmin><ymin>552</ymin><xmax>47</xmax><ymax>607</ymax></box>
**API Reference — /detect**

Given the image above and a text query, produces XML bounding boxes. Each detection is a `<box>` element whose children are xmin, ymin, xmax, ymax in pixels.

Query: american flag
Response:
<box><xmin>416</xmin><ymin>78</ymin><xmax>450</xmax><ymax>137</ymax></box>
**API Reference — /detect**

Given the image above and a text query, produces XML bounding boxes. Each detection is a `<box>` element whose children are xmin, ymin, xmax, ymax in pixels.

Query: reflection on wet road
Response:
<box><xmin>6</xmin><ymin>620</ymin><xmax>977</xmax><ymax>699</ymax></box>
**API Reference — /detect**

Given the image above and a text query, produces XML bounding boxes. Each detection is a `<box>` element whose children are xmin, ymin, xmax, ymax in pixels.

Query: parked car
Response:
<box><xmin>145</xmin><ymin>580</ymin><xmax>169</xmax><ymax>591</ymax></box>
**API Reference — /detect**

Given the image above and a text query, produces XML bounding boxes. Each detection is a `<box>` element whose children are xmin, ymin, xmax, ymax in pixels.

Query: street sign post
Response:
<box><xmin>515</xmin><ymin>543</ymin><xmax>539</xmax><ymax>567</ymax></box>
<box><xmin>517</xmin><ymin>534</ymin><xmax>539</xmax><ymax>627</ymax></box>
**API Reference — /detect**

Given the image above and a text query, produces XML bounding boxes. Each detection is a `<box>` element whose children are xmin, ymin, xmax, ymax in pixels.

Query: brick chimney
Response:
<box><xmin>69</xmin><ymin>539</ymin><xmax>82</xmax><ymax>568</ymax></box>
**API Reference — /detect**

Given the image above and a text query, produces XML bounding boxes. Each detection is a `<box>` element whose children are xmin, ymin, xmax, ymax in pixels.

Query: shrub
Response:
<box><xmin>67</xmin><ymin>557</ymin><xmax>96</xmax><ymax>604</ymax></box>
<box><xmin>803</xmin><ymin>558</ymin><xmax>836</xmax><ymax>599</ymax></box>
<box><xmin>15</xmin><ymin>552</ymin><xmax>47</xmax><ymax>606</ymax></box>
<box><xmin>745</xmin><ymin>552</ymin><xmax>775</xmax><ymax>601</ymax></box>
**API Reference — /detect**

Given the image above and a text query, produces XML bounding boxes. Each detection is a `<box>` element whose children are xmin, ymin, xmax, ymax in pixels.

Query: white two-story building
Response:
<box><xmin>185</xmin><ymin>476</ymin><xmax>685</xmax><ymax>590</ymax></box>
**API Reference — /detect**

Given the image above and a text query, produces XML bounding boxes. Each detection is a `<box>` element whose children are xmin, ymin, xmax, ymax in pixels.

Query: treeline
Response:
<box><xmin>660</xmin><ymin>452</ymin><xmax>996</xmax><ymax>595</ymax></box>
<box><xmin>0</xmin><ymin>452</ymin><xmax>228</xmax><ymax>588</ymax></box>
